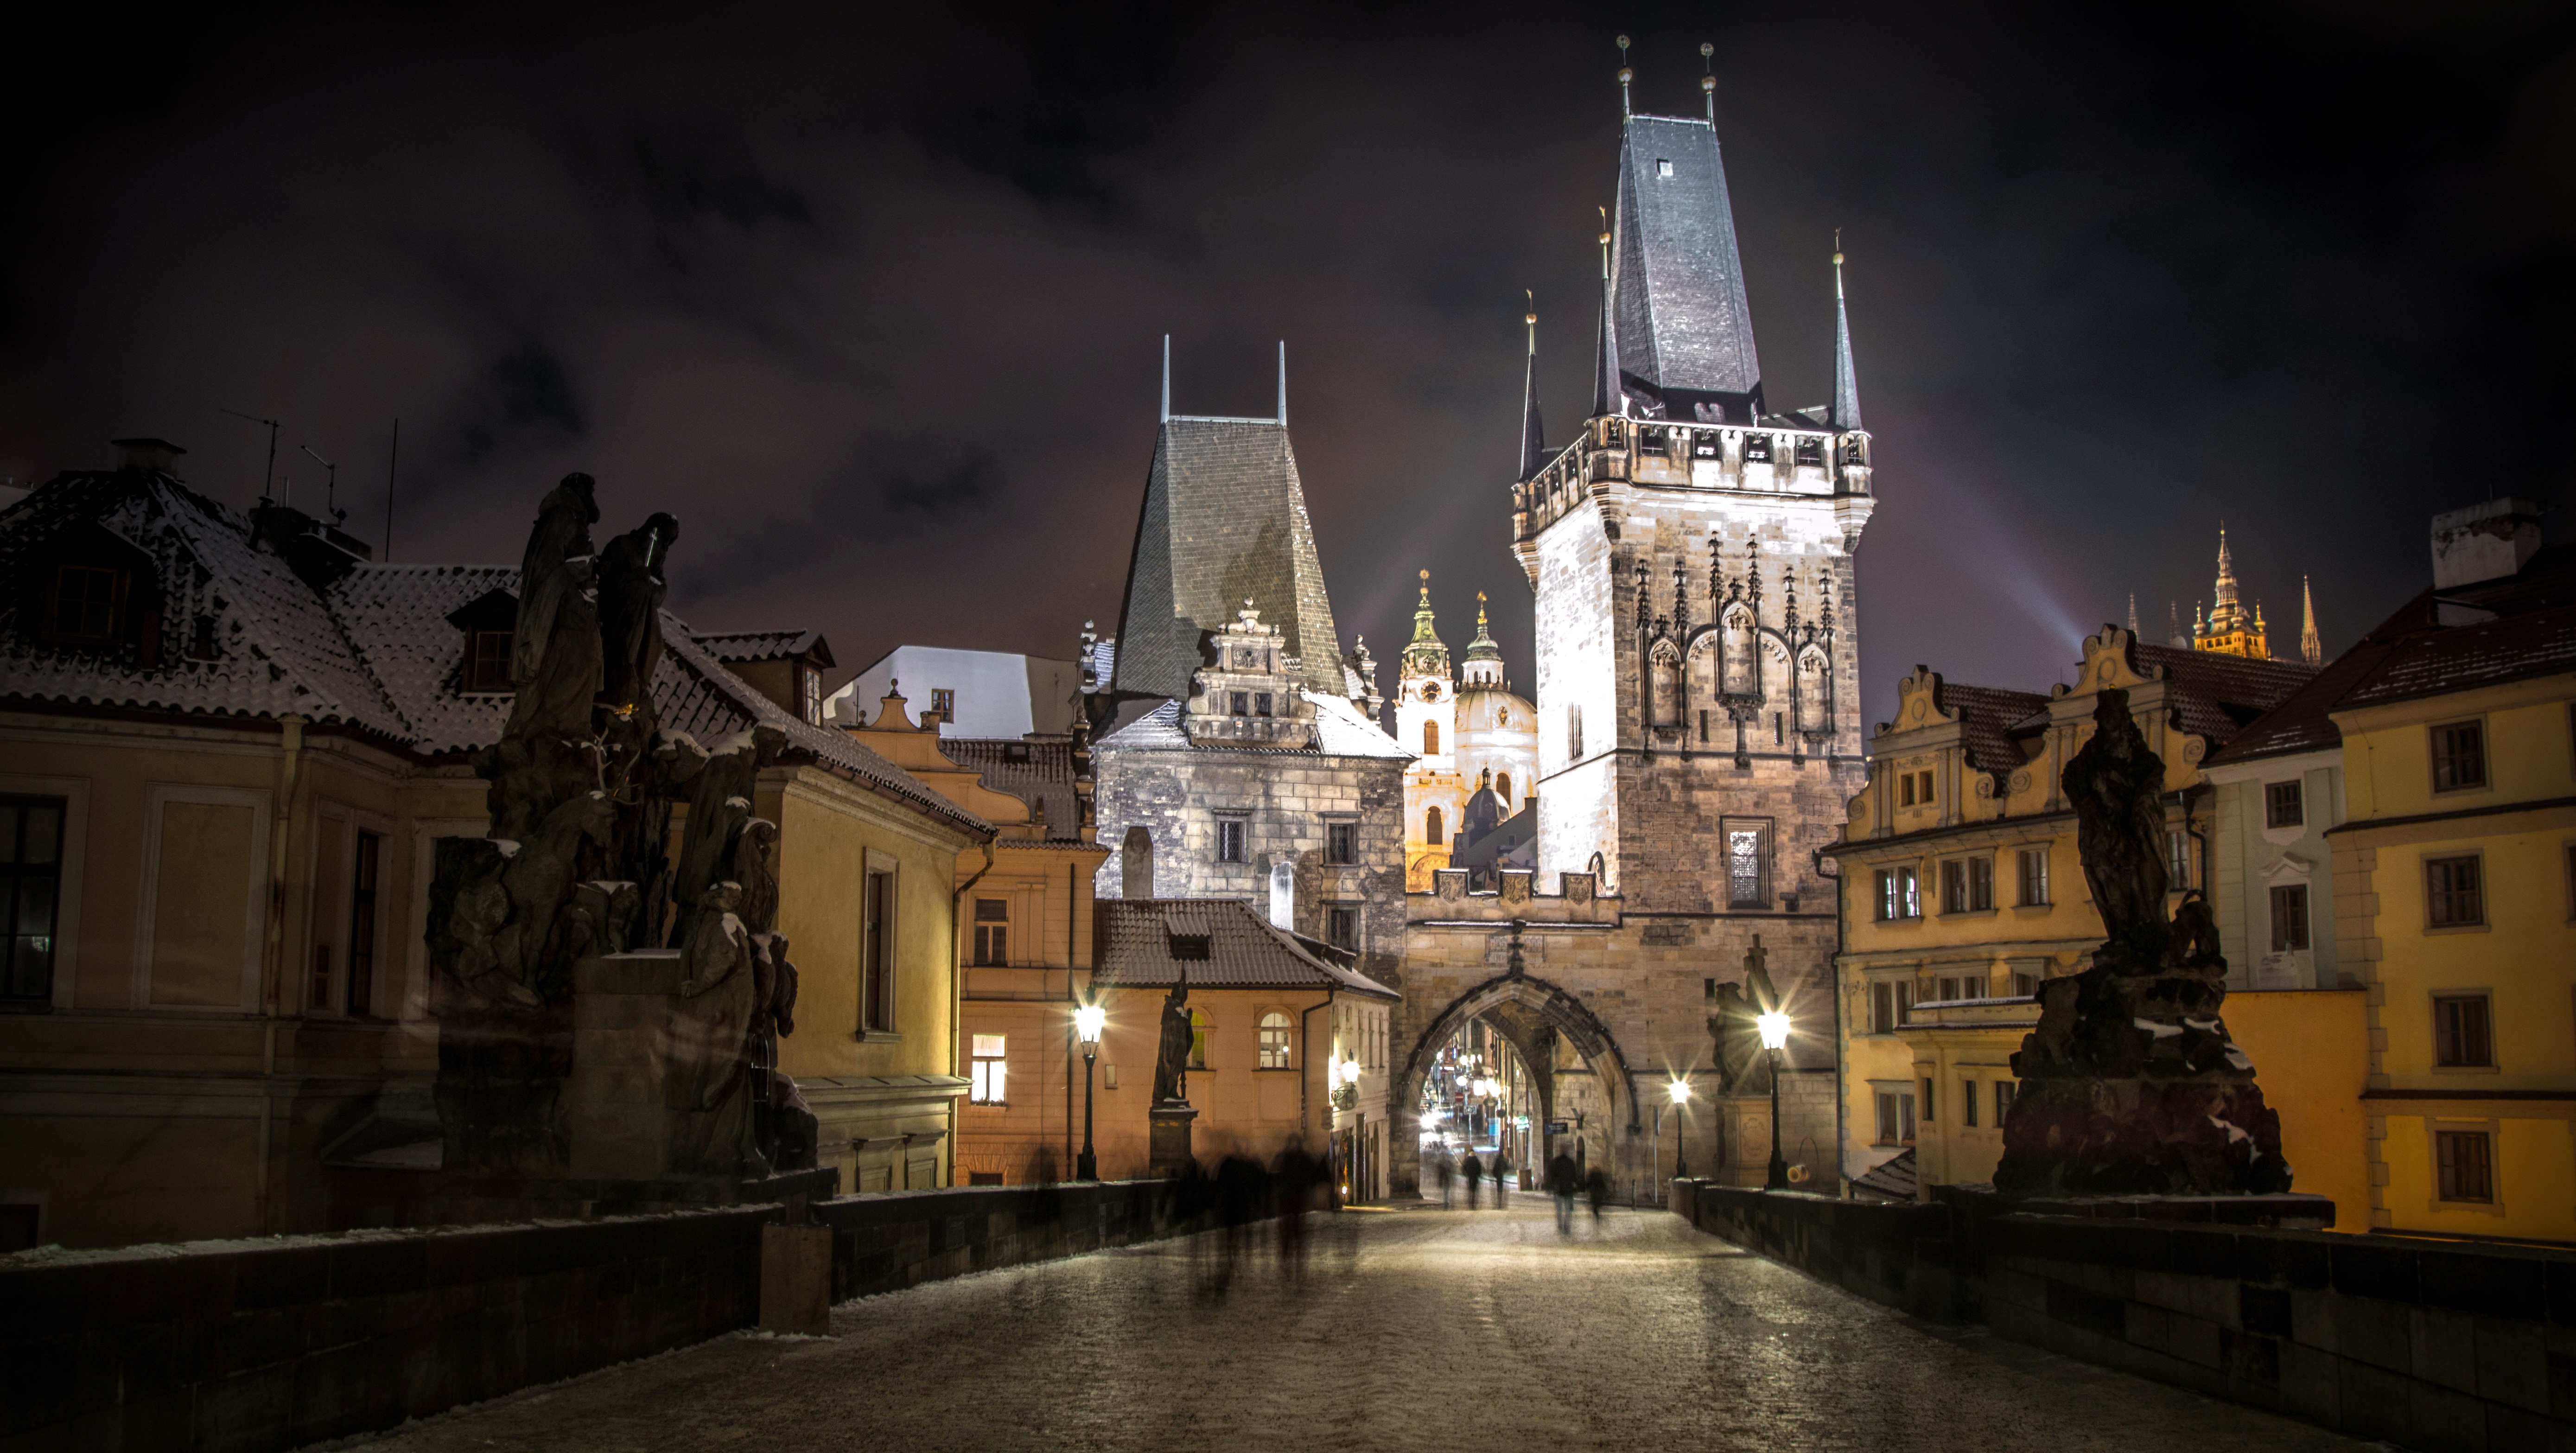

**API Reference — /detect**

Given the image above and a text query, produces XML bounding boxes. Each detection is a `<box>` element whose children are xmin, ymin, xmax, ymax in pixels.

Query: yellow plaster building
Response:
<box><xmin>0</xmin><ymin>446</ymin><xmax>991</xmax><ymax>1246</ymax></box>
<box><xmin>2317</xmin><ymin>501</ymin><xmax>2573</xmax><ymax>1241</ymax></box>
<box><xmin>1826</xmin><ymin>629</ymin><xmax>2371</xmax><ymax>1220</ymax></box>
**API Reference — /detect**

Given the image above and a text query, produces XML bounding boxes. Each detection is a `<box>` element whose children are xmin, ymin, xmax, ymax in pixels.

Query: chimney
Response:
<box><xmin>113</xmin><ymin>437</ymin><xmax>186</xmax><ymax>475</ymax></box>
<box><xmin>1120</xmin><ymin>826</ymin><xmax>1153</xmax><ymax>900</ymax></box>
<box><xmin>2430</xmin><ymin>497</ymin><xmax>2544</xmax><ymax>590</ymax></box>
<box><xmin>1269</xmin><ymin>860</ymin><xmax>1295</xmax><ymax>930</ymax></box>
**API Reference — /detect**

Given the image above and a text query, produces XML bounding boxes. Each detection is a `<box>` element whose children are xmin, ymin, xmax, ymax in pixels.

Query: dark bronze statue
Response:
<box><xmin>1995</xmin><ymin>688</ymin><xmax>2290</xmax><ymax>1197</ymax></box>
<box><xmin>1152</xmin><ymin>968</ymin><xmax>1193</xmax><ymax>1107</ymax></box>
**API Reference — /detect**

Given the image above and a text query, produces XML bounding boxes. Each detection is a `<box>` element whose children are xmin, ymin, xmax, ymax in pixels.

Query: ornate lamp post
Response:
<box><xmin>1074</xmin><ymin>994</ymin><xmax>1105</xmax><ymax>1181</ymax></box>
<box><xmin>1758</xmin><ymin>1009</ymin><xmax>1792</xmax><ymax>1191</ymax></box>
<box><xmin>1667</xmin><ymin>1078</ymin><xmax>1692</xmax><ymax>1181</ymax></box>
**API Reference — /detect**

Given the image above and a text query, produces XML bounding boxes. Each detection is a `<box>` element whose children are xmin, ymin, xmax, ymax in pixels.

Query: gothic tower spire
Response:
<box><xmin>2300</xmin><ymin>576</ymin><xmax>2322</xmax><ymax>666</ymax></box>
<box><xmin>1592</xmin><ymin>209</ymin><xmax>1620</xmax><ymax>418</ymax></box>
<box><xmin>1519</xmin><ymin>293</ymin><xmax>1547</xmax><ymax>481</ymax></box>
<box><xmin>1830</xmin><ymin>234</ymin><xmax>1864</xmax><ymax>433</ymax></box>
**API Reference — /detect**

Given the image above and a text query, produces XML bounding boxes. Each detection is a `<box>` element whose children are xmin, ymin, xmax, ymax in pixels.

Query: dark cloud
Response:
<box><xmin>2</xmin><ymin>0</ymin><xmax>2570</xmax><ymax>719</ymax></box>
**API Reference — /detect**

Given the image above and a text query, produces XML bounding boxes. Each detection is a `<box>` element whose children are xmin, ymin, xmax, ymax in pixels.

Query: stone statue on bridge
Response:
<box><xmin>1995</xmin><ymin>688</ymin><xmax>2289</xmax><ymax>1197</ymax></box>
<box><xmin>1152</xmin><ymin>969</ymin><xmax>1193</xmax><ymax>1107</ymax></box>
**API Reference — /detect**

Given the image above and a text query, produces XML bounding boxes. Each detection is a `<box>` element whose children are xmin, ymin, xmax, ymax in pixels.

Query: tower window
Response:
<box><xmin>1655</xmin><ymin>158</ymin><xmax>1673</xmax><ymax>177</ymax></box>
<box><xmin>1425</xmin><ymin>807</ymin><xmax>1444</xmax><ymax>847</ymax></box>
<box><xmin>1423</xmin><ymin>721</ymin><xmax>1439</xmax><ymax>755</ymax></box>
<box><xmin>1494</xmin><ymin>773</ymin><xmax>1511</xmax><ymax>804</ymax></box>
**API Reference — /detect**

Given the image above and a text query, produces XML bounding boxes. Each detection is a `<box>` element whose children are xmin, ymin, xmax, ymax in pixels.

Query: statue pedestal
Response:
<box><xmin>1149</xmin><ymin>1104</ymin><xmax>1196</xmax><ymax>1176</ymax></box>
<box><xmin>568</xmin><ymin>949</ymin><xmax>756</xmax><ymax>1182</ymax></box>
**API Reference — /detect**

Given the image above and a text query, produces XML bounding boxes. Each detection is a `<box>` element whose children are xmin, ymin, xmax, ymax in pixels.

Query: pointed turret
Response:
<box><xmin>2127</xmin><ymin>594</ymin><xmax>2139</xmax><ymax>634</ymax></box>
<box><xmin>1603</xmin><ymin>55</ymin><xmax>1763</xmax><ymax>421</ymax></box>
<box><xmin>1591</xmin><ymin>213</ymin><xmax>1621</xmax><ymax>418</ymax></box>
<box><xmin>1519</xmin><ymin>297</ymin><xmax>1548</xmax><ymax>482</ymax></box>
<box><xmin>1462</xmin><ymin>591</ymin><xmax>1506</xmax><ymax>688</ymax></box>
<box><xmin>2300</xmin><ymin>576</ymin><xmax>2322</xmax><ymax>667</ymax></box>
<box><xmin>1829</xmin><ymin>240</ymin><xmax>1864</xmax><ymax>433</ymax></box>
<box><xmin>1400</xmin><ymin>569</ymin><xmax>1450</xmax><ymax>684</ymax></box>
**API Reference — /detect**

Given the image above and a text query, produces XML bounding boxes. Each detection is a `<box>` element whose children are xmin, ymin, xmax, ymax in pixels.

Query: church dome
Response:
<box><xmin>1459</xmin><ymin>776</ymin><xmax>1507</xmax><ymax>847</ymax></box>
<box><xmin>1453</xmin><ymin>686</ymin><xmax>1534</xmax><ymax>736</ymax></box>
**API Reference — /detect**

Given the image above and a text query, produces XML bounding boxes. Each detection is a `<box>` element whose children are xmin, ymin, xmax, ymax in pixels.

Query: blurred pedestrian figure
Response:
<box><xmin>1585</xmin><ymin>1166</ymin><xmax>1609</xmax><ymax>1226</ymax></box>
<box><xmin>1547</xmin><ymin>1150</ymin><xmax>1577</xmax><ymax>1235</ymax></box>
<box><xmin>1462</xmin><ymin>1149</ymin><xmax>1483</xmax><ymax>1211</ymax></box>
<box><xmin>1435</xmin><ymin>1145</ymin><xmax>1456</xmax><ymax>1208</ymax></box>
<box><xmin>1490</xmin><ymin>1150</ymin><xmax>1511</xmax><ymax>1210</ymax></box>
<box><xmin>1210</xmin><ymin>1153</ymin><xmax>1264</xmax><ymax>1298</ymax></box>
<box><xmin>1272</xmin><ymin>1138</ymin><xmax>1317</xmax><ymax>1280</ymax></box>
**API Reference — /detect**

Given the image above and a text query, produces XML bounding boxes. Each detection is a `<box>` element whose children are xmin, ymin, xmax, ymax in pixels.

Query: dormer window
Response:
<box><xmin>800</xmin><ymin>666</ymin><xmax>822</xmax><ymax>726</ymax></box>
<box><xmin>466</xmin><ymin>631</ymin><xmax>514</xmax><ymax>693</ymax></box>
<box><xmin>187</xmin><ymin>615</ymin><xmax>220</xmax><ymax>662</ymax></box>
<box><xmin>46</xmin><ymin>565</ymin><xmax>121</xmax><ymax>642</ymax></box>
<box><xmin>1169</xmin><ymin>933</ymin><xmax>1210</xmax><ymax>961</ymax></box>
<box><xmin>1656</xmin><ymin>158</ymin><xmax>1674</xmax><ymax>178</ymax></box>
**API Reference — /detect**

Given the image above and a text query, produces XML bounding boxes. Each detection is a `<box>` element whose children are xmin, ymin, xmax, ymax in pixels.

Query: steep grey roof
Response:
<box><xmin>1611</xmin><ymin>115</ymin><xmax>1761</xmax><ymax>403</ymax></box>
<box><xmin>1518</xmin><ymin>343</ymin><xmax>1547</xmax><ymax>482</ymax></box>
<box><xmin>1107</xmin><ymin>419</ymin><xmax>1344</xmax><ymax>703</ymax></box>
<box><xmin>1831</xmin><ymin>257</ymin><xmax>1864</xmax><ymax>433</ymax></box>
<box><xmin>1094</xmin><ymin>898</ymin><xmax>1398</xmax><ymax>999</ymax></box>
<box><xmin>1094</xmin><ymin>696</ymin><xmax>1411</xmax><ymax>760</ymax></box>
<box><xmin>693</xmin><ymin>629</ymin><xmax>830</xmax><ymax>667</ymax></box>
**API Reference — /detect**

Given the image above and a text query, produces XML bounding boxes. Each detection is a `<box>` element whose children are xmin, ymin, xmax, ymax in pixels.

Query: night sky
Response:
<box><xmin>6</xmin><ymin>3</ymin><xmax>2571</xmax><ymax>732</ymax></box>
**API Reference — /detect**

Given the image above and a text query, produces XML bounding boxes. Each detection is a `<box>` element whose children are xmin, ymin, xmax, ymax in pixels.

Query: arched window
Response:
<box><xmin>1423</xmin><ymin>720</ymin><xmax>1440</xmax><ymax>755</ymax></box>
<box><xmin>1426</xmin><ymin>807</ymin><xmax>1444</xmax><ymax>846</ymax></box>
<box><xmin>1494</xmin><ymin>772</ymin><xmax>1512</xmax><ymax>804</ymax></box>
<box><xmin>1188</xmin><ymin>1009</ymin><xmax>1209</xmax><ymax>1069</ymax></box>
<box><xmin>1258</xmin><ymin>1011</ymin><xmax>1292</xmax><ymax>1069</ymax></box>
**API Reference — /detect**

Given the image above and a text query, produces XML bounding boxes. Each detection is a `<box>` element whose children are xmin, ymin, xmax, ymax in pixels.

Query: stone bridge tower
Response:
<box><xmin>1397</xmin><ymin>54</ymin><xmax>1877</xmax><ymax>1196</ymax></box>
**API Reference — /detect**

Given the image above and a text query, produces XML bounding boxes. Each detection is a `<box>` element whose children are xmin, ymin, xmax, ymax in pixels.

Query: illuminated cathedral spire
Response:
<box><xmin>2300</xmin><ymin>576</ymin><xmax>2322</xmax><ymax>666</ymax></box>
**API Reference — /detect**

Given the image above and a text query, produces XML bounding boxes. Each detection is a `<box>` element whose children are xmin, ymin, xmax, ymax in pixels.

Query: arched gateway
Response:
<box><xmin>1387</xmin><ymin>959</ymin><xmax>1638</xmax><ymax>1200</ymax></box>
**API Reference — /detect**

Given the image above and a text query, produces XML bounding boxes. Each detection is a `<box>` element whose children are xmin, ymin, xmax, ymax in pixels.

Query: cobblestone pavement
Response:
<box><xmin>342</xmin><ymin>1203</ymin><xmax>2382</xmax><ymax>1453</ymax></box>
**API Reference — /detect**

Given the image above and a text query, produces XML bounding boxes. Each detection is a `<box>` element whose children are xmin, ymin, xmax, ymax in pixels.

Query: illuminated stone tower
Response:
<box><xmin>1513</xmin><ymin>63</ymin><xmax>1874</xmax><ymax>915</ymax></box>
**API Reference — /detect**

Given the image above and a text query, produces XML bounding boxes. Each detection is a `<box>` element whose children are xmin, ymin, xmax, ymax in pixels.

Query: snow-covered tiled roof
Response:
<box><xmin>0</xmin><ymin>469</ymin><xmax>988</xmax><ymax>839</ymax></box>
<box><xmin>1094</xmin><ymin>693</ymin><xmax>1411</xmax><ymax>760</ymax></box>
<box><xmin>692</xmin><ymin>629</ymin><xmax>829</xmax><ymax>666</ymax></box>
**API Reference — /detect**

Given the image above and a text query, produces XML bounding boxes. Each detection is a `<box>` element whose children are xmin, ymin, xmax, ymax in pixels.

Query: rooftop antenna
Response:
<box><xmin>1276</xmin><ymin>340</ymin><xmax>1287</xmax><ymax>426</ymax></box>
<box><xmin>1159</xmin><ymin>334</ymin><xmax>1171</xmax><ymax>424</ymax></box>
<box><xmin>383</xmin><ymin>419</ymin><xmax>399</xmax><ymax>562</ymax></box>
<box><xmin>219</xmin><ymin>407</ymin><xmax>281</xmax><ymax>503</ymax></box>
<box><xmin>299</xmin><ymin>444</ymin><xmax>344</xmax><ymax>524</ymax></box>
<box><xmin>1616</xmin><ymin>35</ymin><xmax>1632</xmax><ymax>119</ymax></box>
<box><xmin>1700</xmin><ymin>42</ymin><xmax>1716</xmax><ymax>122</ymax></box>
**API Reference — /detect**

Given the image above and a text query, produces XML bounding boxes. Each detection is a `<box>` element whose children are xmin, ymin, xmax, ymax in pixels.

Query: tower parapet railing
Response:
<box><xmin>1513</xmin><ymin>418</ymin><xmax>1872</xmax><ymax>542</ymax></box>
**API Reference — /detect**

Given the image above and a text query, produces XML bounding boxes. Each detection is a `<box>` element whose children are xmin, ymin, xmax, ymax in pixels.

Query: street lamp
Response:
<box><xmin>1074</xmin><ymin>994</ymin><xmax>1105</xmax><ymax>1181</ymax></box>
<box><xmin>1757</xmin><ymin>1008</ymin><xmax>1792</xmax><ymax>1191</ymax></box>
<box><xmin>1667</xmin><ymin>1078</ymin><xmax>1692</xmax><ymax>1181</ymax></box>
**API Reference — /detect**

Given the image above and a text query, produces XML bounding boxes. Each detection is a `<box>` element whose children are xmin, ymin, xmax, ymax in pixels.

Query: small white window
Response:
<box><xmin>1258</xmin><ymin>1011</ymin><xmax>1292</xmax><ymax>1069</ymax></box>
<box><xmin>1655</xmin><ymin>158</ymin><xmax>1674</xmax><ymax>178</ymax></box>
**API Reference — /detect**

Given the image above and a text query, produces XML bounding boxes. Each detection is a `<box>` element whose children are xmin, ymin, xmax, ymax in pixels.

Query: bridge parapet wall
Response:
<box><xmin>1679</xmin><ymin>1181</ymin><xmax>2576</xmax><ymax>1451</ymax></box>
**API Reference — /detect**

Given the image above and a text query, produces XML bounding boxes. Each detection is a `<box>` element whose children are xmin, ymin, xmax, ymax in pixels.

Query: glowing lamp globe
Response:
<box><xmin>1074</xmin><ymin>1002</ymin><xmax>1106</xmax><ymax>1047</ymax></box>
<box><xmin>1667</xmin><ymin>1079</ymin><xmax>1691</xmax><ymax>1106</ymax></box>
<box><xmin>1757</xmin><ymin>1010</ymin><xmax>1791</xmax><ymax>1052</ymax></box>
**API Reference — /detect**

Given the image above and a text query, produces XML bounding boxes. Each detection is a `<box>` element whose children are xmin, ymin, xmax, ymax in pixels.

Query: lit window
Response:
<box><xmin>1724</xmin><ymin>818</ymin><xmax>1771</xmax><ymax>909</ymax></box>
<box><xmin>2264</xmin><ymin>780</ymin><xmax>2304</xmax><ymax>829</ymax></box>
<box><xmin>2269</xmin><ymin>884</ymin><xmax>2309</xmax><ymax>952</ymax></box>
<box><xmin>1875</xmin><ymin>866</ymin><xmax>1920</xmax><ymax>921</ymax></box>
<box><xmin>970</xmin><ymin>1034</ymin><xmax>1007</xmax><ymax>1104</ymax></box>
<box><xmin>2430</xmin><ymin>721</ymin><xmax>2486</xmax><ymax>793</ymax></box>
<box><xmin>2425</xmin><ymin>854</ymin><xmax>2483</xmax><ymax>928</ymax></box>
<box><xmin>972</xmin><ymin>899</ymin><xmax>1009</xmax><ymax>967</ymax></box>
<box><xmin>1258</xmin><ymin>1011</ymin><xmax>1292</xmax><ymax>1069</ymax></box>
<box><xmin>1188</xmin><ymin>1009</ymin><xmax>1209</xmax><ymax>1069</ymax></box>
<box><xmin>2436</xmin><ymin>1129</ymin><xmax>2493</xmax><ymax>1203</ymax></box>
<box><xmin>2433</xmin><ymin>994</ymin><xmax>2493</xmax><ymax>1068</ymax></box>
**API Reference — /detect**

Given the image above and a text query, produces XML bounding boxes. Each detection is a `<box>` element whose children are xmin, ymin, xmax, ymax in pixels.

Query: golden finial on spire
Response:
<box><xmin>1833</xmin><ymin>226</ymin><xmax>1844</xmax><ymax>268</ymax></box>
<box><xmin>1525</xmin><ymin>288</ymin><xmax>1537</xmax><ymax>355</ymax></box>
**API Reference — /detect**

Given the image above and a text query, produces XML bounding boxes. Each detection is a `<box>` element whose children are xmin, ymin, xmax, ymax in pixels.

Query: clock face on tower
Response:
<box><xmin>1423</xmin><ymin>683</ymin><xmax>1440</xmax><ymax>701</ymax></box>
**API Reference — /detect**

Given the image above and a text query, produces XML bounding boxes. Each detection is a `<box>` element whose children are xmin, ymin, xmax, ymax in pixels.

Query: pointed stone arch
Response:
<box><xmin>1389</xmin><ymin>962</ymin><xmax>1639</xmax><ymax>1197</ymax></box>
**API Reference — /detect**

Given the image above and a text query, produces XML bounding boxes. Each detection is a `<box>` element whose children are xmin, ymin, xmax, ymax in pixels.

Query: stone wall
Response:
<box><xmin>0</xmin><ymin>1179</ymin><xmax>1270</xmax><ymax>1453</ymax></box>
<box><xmin>1678</xmin><ymin>1184</ymin><xmax>2576</xmax><ymax>1452</ymax></box>
<box><xmin>1090</xmin><ymin>741</ymin><xmax>1406</xmax><ymax>988</ymax></box>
